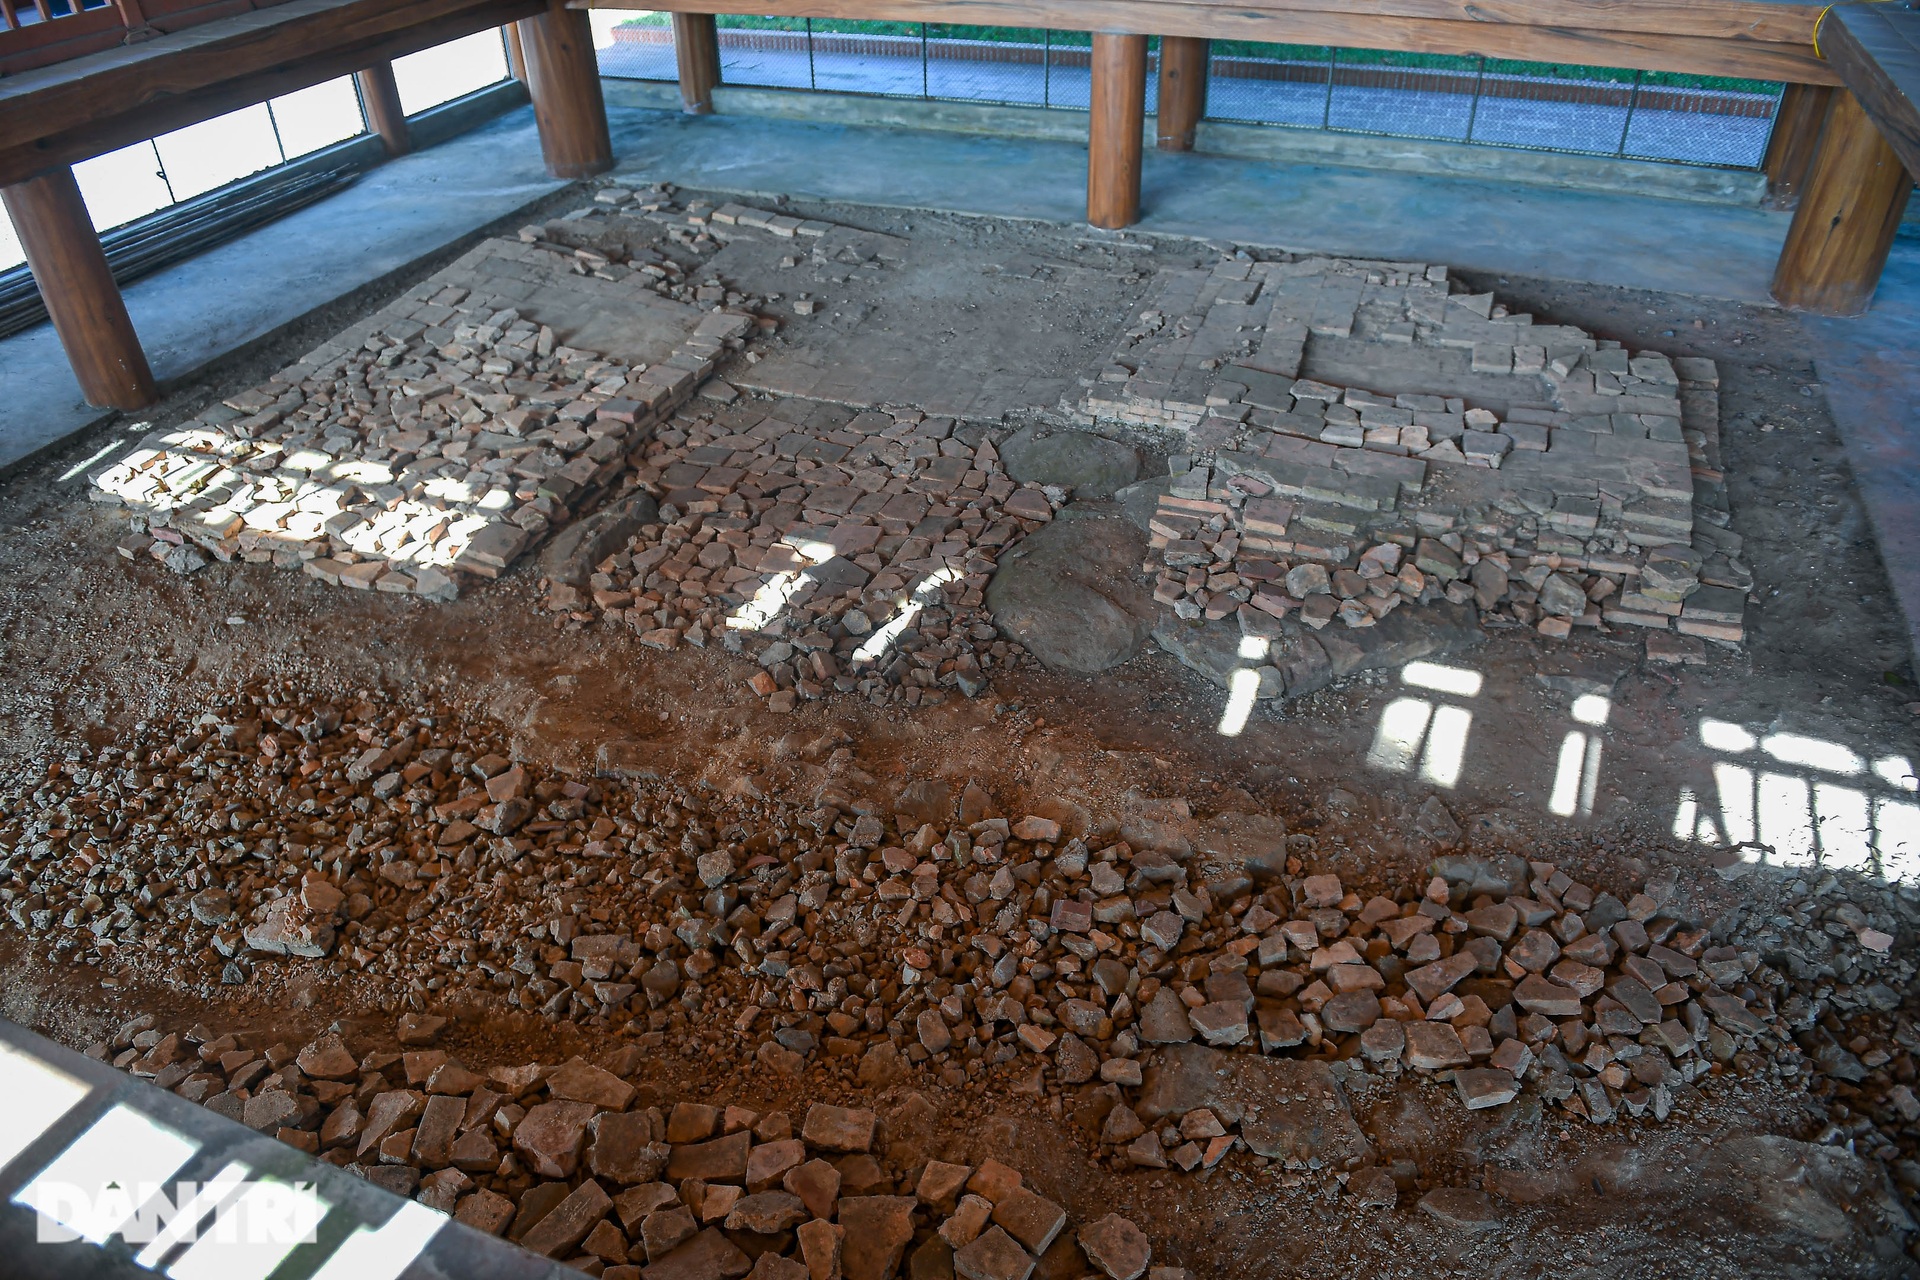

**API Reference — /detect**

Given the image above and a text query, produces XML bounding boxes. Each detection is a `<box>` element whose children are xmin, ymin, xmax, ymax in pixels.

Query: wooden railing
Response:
<box><xmin>0</xmin><ymin>0</ymin><xmax>298</xmax><ymax>75</ymax></box>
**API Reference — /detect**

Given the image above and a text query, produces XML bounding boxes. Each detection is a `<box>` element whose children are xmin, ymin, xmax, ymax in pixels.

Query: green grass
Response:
<box><xmin>613</xmin><ymin>14</ymin><xmax>1777</xmax><ymax>94</ymax></box>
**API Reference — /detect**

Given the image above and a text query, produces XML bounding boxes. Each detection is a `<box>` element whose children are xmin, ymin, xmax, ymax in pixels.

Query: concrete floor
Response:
<box><xmin>0</xmin><ymin>108</ymin><xmax>565</xmax><ymax>474</ymax></box>
<box><xmin>1805</xmin><ymin>247</ymin><xmax>1920</xmax><ymax>665</ymax></box>
<box><xmin>608</xmin><ymin>105</ymin><xmax>1805</xmax><ymax>301</ymax></box>
<box><xmin>3</xmin><ymin>94</ymin><xmax>1915</xmax><ymax>656</ymax></box>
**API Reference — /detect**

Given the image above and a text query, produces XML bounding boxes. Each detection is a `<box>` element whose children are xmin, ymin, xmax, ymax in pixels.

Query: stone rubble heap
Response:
<box><xmin>1087</xmin><ymin>255</ymin><xmax>1750</xmax><ymax>661</ymax></box>
<box><xmin>7</xmin><ymin>689</ymin><xmax>1920</xmax><ymax>1210</ymax></box>
<box><xmin>530</xmin><ymin>186</ymin><xmax>908</xmax><ymax>315</ymax></box>
<box><xmin>543</xmin><ymin>392</ymin><xmax>1060</xmax><ymax>710</ymax></box>
<box><xmin>87</xmin><ymin>184</ymin><xmax>780</xmax><ymax>598</ymax></box>
<box><xmin>91</xmin><ymin>1015</ymin><xmax>1171</xmax><ymax>1280</ymax></box>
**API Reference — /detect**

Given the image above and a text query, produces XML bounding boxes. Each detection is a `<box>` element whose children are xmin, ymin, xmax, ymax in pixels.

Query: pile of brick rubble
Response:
<box><xmin>541</xmin><ymin>393</ymin><xmax>1059</xmax><ymax>710</ymax></box>
<box><xmin>6</xmin><ymin>690</ymin><xmax>1920</xmax><ymax>1219</ymax></box>
<box><xmin>91</xmin><ymin>1014</ymin><xmax>1166</xmax><ymax>1280</ymax></box>
<box><xmin>1089</xmin><ymin>255</ymin><xmax>1753</xmax><ymax>663</ymax></box>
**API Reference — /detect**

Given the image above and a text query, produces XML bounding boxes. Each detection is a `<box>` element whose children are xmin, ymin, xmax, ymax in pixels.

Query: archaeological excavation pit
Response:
<box><xmin>3</xmin><ymin>13</ymin><xmax>1920</xmax><ymax>1278</ymax></box>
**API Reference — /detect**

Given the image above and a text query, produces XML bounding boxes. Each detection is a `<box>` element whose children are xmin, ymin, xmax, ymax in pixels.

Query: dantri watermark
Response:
<box><xmin>31</xmin><ymin>1177</ymin><xmax>323</xmax><ymax>1246</ymax></box>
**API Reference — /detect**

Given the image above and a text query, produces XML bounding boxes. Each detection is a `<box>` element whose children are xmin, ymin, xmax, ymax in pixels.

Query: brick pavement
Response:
<box><xmin>1087</xmin><ymin>255</ymin><xmax>1746</xmax><ymax>653</ymax></box>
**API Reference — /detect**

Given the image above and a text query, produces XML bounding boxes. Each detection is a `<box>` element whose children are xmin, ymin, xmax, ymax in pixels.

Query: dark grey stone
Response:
<box><xmin>1114</xmin><ymin>475</ymin><xmax>1171</xmax><ymax>535</ymax></box>
<box><xmin>987</xmin><ymin>510</ymin><xmax>1155</xmax><ymax>673</ymax></box>
<box><xmin>1150</xmin><ymin>617</ymin><xmax>1285</xmax><ymax>699</ymax></box>
<box><xmin>1150</xmin><ymin>601</ymin><xmax>1477</xmax><ymax>701</ymax></box>
<box><xmin>1195</xmin><ymin>811</ymin><xmax>1289</xmax><ymax>881</ymax></box>
<box><xmin>1000</xmin><ymin>427</ymin><xmax>1141</xmax><ymax>498</ymax></box>
<box><xmin>540</xmin><ymin>491</ymin><xmax>659</xmax><ymax>585</ymax></box>
<box><xmin>1429</xmin><ymin>852</ymin><xmax>1530</xmax><ymax>898</ymax></box>
<box><xmin>1310</xmin><ymin>600</ymin><xmax>1482</xmax><ymax>682</ymax></box>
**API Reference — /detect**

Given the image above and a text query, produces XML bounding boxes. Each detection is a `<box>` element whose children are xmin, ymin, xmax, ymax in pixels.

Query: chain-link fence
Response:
<box><xmin>597</xmin><ymin>18</ymin><xmax>1781</xmax><ymax>170</ymax></box>
<box><xmin>1204</xmin><ymin>47</ymin><xmax>1779</xmax><ymax>166</ymax></box>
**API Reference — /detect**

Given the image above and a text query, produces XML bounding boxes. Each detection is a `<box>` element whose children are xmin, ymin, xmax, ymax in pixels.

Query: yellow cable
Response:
<box><xmin>1812</xmin><ymin>0</ymin><xmax>1887</xmax><ymax>59</ymax></box>
<box><xmin>1813</xmin><ymin>3</ymin><xmax>1836</xmax><ymax>59</ymax></box>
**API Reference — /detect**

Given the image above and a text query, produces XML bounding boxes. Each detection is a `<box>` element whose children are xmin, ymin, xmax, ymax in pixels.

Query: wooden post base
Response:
<box><xmin>1089</xmin><ymin>33</ymin><xmax>1148</xmax><ymax>229</ymax></box>
<box><xmin>1157</xmin><ymin>36</ymin><xmax>1208</xmax><ymax>151</ymax></box>
<box><xmin>2</xmin><ymin>166</ymin><xmax>156</xmax><ymax>411</ymax></box>
<box><xmin>1771</xmin><ymin>89</ymin><xmax>1912</xmax><ymax>316</ymax></box>
<box><xmin>518</xmin><ymin>0</ymin><xmax>613</xmax><ymax>180</ymax></box>
<box><xmin>355</xmin><ymin>61</ymin><xmax>412</xmax><ymax>157</ymax></box>
<box><xmin>673</xmin><ymin>13</ymin><xmax>721</xmax><ymax>115</ymax></box>
<box><xmin>1762</xmin><ymin>83</ymin><xmax>1832</xmax><ymax>209</ymax></box>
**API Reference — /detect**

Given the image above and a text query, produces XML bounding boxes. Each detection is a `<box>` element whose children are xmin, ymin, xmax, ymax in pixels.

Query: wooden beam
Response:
<box><xmin>586</xmin><ymin>0</ymin><xmax>1826</xmax><ymax>46</ymax></box>
<box><xmin>1157</xmin><ymin>35</ymin><xmax>1207</xmax><ymax>150</ymax></box>
<box><xmin>672</xmin><ymin>11</ymin><xmax>720</xmax><ymax>114</ymax></box>
<box><xmin>581</xmin><ymin>0</ymin><xmax>1838</xmax><ymax>84</ymax></box>
<box><xmin>0</xmin><ymin>5</ymin><xmax>127</xmax><ymax>76</ymax></box>
<box><xmin>1</xmin><ymin>166</ymin><xmax>157</xmax><ymax>411</ymax></box>
<box><xmin>0</xmin><ymin>0</ymin><xmax>535</xmax><ymax>143</ymax></box>
<box><xmin>354</xmin><ymin>59</ymin><xmax>411</xmax><ymax>157</ymax></box>
<box><xmin>1771</xmin><ymin>89</ymin><xmax>1913</xmax><ymax>315</ymax></box>
<box><xmin>0</xmin><ymin>0</ymin><xmax>545</xmax><ymax>188</ymax></box>
<box><xmin>1820</xmin><ymin>1</ymin><xmax>1920</xmax><ymax>181</ymax></box>
<box><xmin>519</xmin><ymin>0</ymin><xmax>613</xmax><ymax>178</ymax></box>
<box><xmin>1089</xmin><ymin>32</ymin><xmax>1147</xmax><ymax>229</ymax></box>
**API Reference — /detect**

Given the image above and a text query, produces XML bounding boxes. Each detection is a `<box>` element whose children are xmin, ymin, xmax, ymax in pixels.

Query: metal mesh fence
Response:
<box><xmin>597</xmin><ymin>21</ymin><xmax>679</xmax><ymax>81</ymax></box>
<box><xmin>1328</xmin><ymin>51</ymin><xmax>1481</xmax><ymax>141</ymax></box>
<box><xmin>597</xmin><ymin>18</ymin><xmax>1780</xmax><ymax>169</ymax></box>
<box><xmin>1204</xmin><ymin>46</ymin><xmax>1779</xmax><ymax>166</ymax></box>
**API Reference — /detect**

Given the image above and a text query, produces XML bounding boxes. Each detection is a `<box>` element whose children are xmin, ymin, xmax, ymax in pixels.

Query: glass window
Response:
<box><xmin>392</xmin><ymin>29</ymin><xmax>510</xmax><ymax>113</ymax></box>
<box><xmin>271</xmin><ymin>76</ymin><xmax>368</xmax><ymax>159</ymax></box>
<box><xmin>0</xmin><ymin>218</ymin><xmax>22</xmax><ymax>273</ymax></box>
<box><xmin>73</xmin><ymin>141</ymin><xmax>175</xmax><ymax>232</ymax></box>
<box><xmin>594</xmin><ymin>9</ymin><xmax>678</xmax><ymax>81</ymax></box>
<box><xmin>152</xmin><ymin>104</ymin><xmax>285</xmax><ymax>201</ymax></box>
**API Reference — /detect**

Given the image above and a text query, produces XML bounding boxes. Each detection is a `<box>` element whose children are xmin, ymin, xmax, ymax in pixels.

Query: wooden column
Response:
<box><xmin>2</xmin><ymin>166</ymin><xmax>156</xmax><ymax>411</ymax></box>
<box><xmin>1771</xmin><ymin>90</ymin><xmax>1913</xmax><ymax>316</ymax></box>
<box><xmin>504</xmin><ymin>23</ymin><xmax>528</xmax><ymax>82</ymax></box>
<box><xmin>1088</xmin><ymin>32</ymin><xmax>1148</xmax><ymax>229</ymax></box>
<box><xmin>355</xmin><ymin>61</ymin><xmax>412</xmax><ymax>157</ymax></box>
<box><xmin>673</xmin><ymin>13</ymin><xmax>721</xmax><ymax>115</ymax></box>
<box><xmin>1761</xmin><ymin>83</ymin><xmax>1832</xmax><ymax>209</ymax></box>
<box><xmin>1156</xmin><ymin>36</ymin><xmax>1208</xmax><ymax>151</ymax></box>
<box><xmin>517</xmin><ymin>0</ymin><xmax>612</xmax><ymax>180</ymax></box>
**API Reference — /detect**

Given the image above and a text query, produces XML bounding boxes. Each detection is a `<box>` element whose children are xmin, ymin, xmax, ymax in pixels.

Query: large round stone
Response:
<box><xmin>1000</xmin><ymin>427</ymin><xmax>1142</xmax><ymax>498</ymax></box>
<box><xmin>987</xmin><ymin>510</ymin><xmax>1155</xmax><ymax>673</ymax></box>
